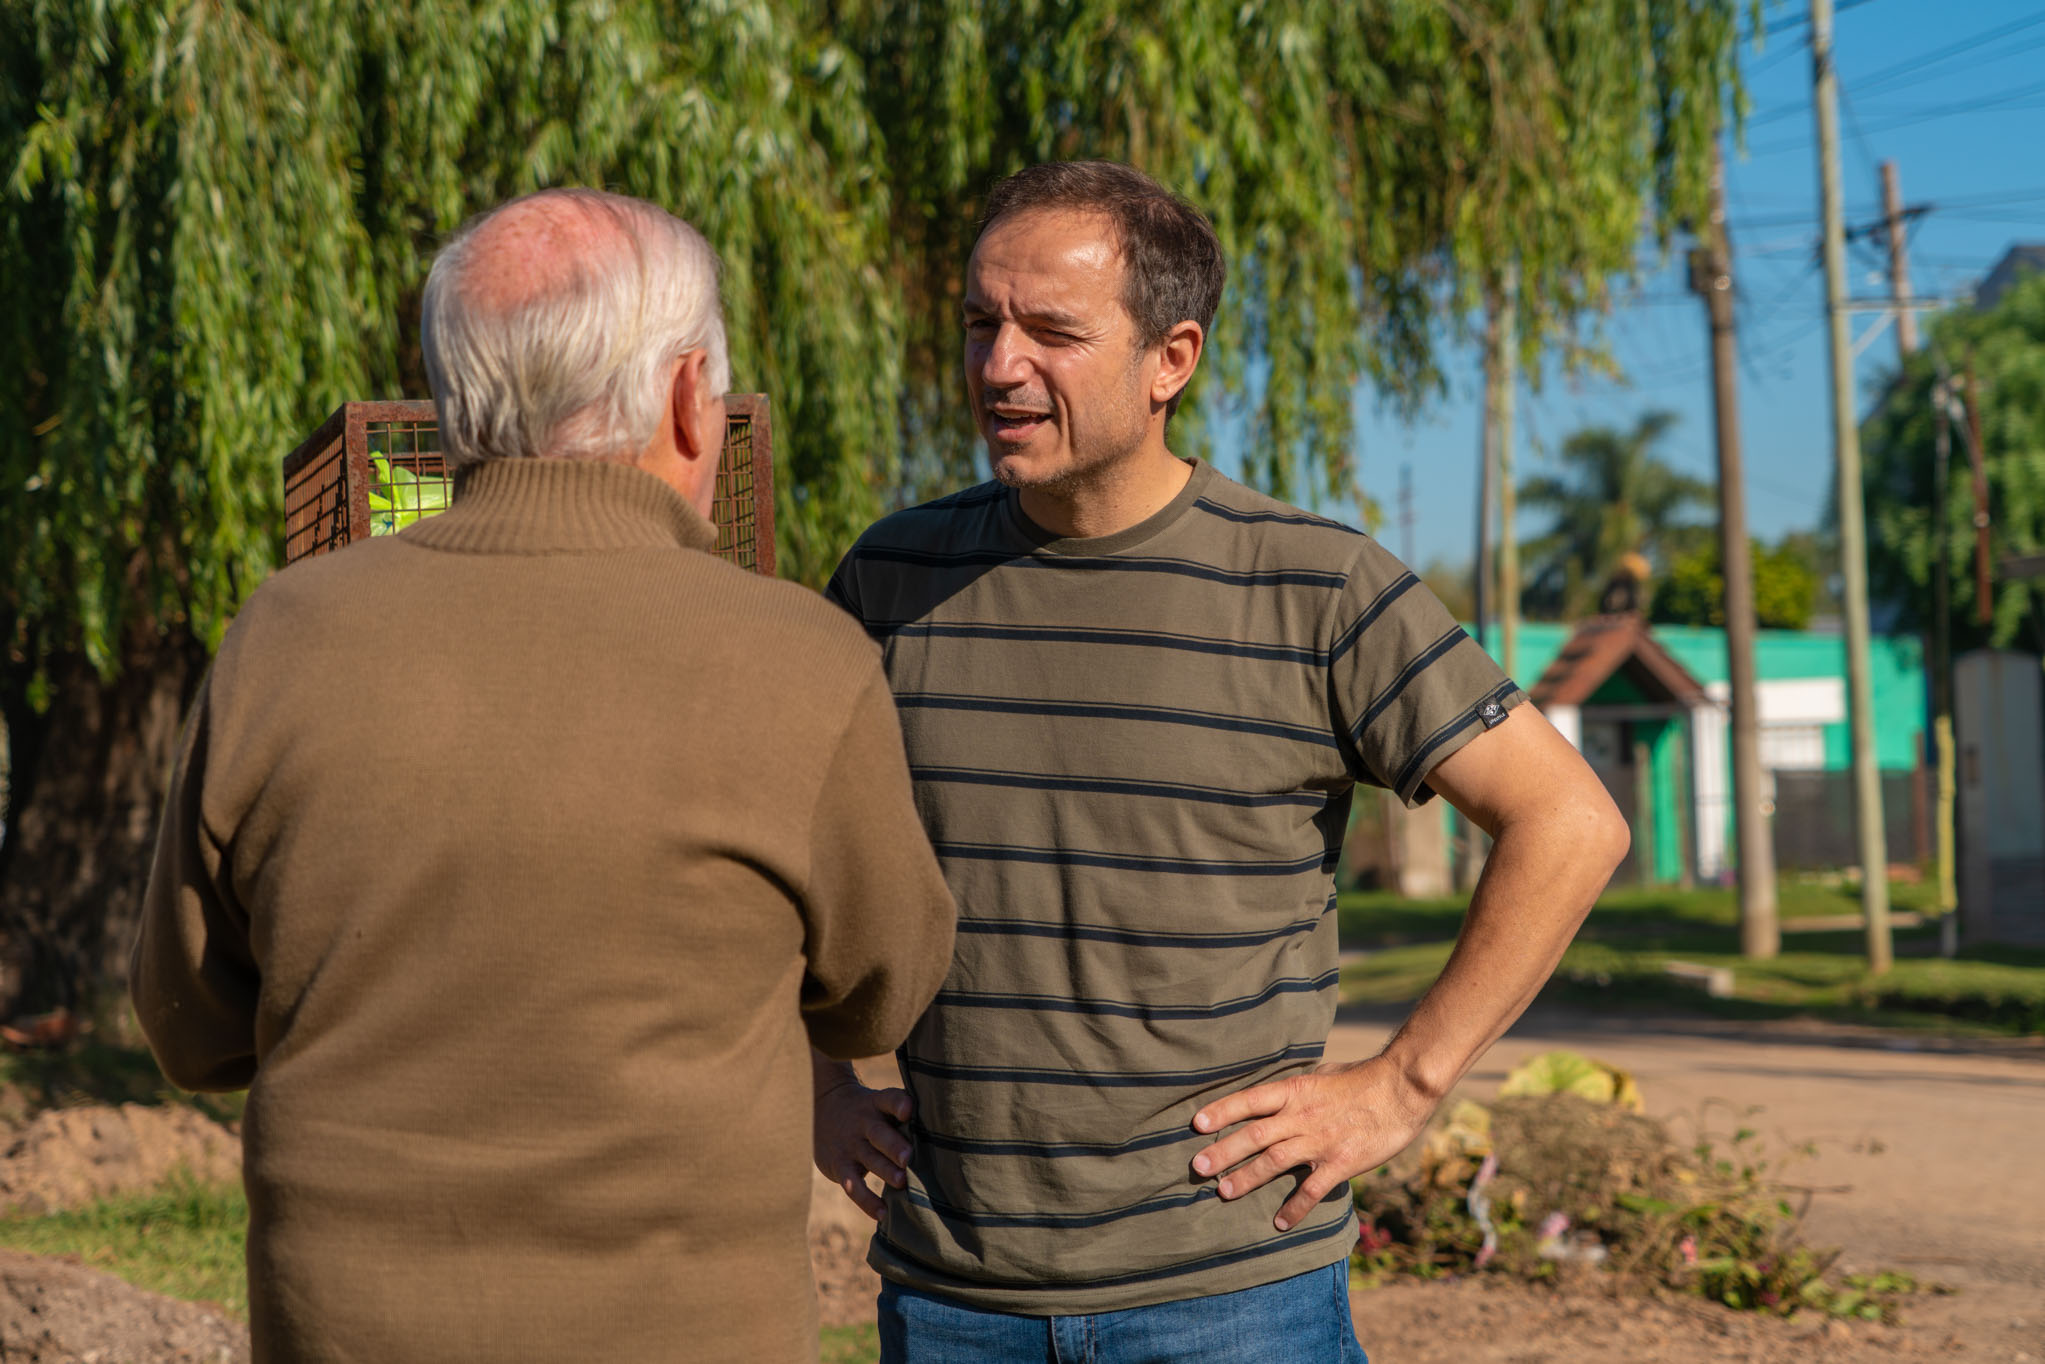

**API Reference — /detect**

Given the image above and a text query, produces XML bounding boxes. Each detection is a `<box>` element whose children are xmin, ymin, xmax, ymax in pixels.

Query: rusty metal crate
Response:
<box><xmin>282</xmin><ymin>395</ymin><xmax>776</xmax><ymax>575</ymax></box>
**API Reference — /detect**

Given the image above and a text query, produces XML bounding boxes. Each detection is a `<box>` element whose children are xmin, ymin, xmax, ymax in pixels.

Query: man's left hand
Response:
<box><xmin>1190</xmin><ymin>1055</ymin><xmax>1438</xmax><ymax>1231</ymax></box>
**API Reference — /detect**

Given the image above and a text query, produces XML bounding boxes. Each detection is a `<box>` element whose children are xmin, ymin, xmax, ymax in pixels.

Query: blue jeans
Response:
<box><xmin>877</xmin><ymin>1260</ymin><xmax>1369</xmax><ymax>1364</ymax></box>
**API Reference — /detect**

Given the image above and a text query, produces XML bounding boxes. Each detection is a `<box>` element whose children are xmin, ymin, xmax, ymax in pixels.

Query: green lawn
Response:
<box><xmin>821</xmin><ymin>1324</ymin><xmax>880</xmax><ymax>1363</ymax></box>
<box><xmin>1339</xmin><ymin>878</ymin><xmax>2045</xmax><ymax>1035</ymax></box>
<box><xmin>0</xmin><ymin>1177</ymin><xmax>250</xmax><ymax>1319</ymax></box>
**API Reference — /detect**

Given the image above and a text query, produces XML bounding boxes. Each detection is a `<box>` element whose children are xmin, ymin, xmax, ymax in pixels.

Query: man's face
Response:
<box><xmin>963</xmin><ymin>209</ymin><xmax>1155</xmax><ymax>494</ymax></box>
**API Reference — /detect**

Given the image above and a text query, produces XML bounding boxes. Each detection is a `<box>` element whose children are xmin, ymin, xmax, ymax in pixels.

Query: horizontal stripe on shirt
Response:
<box><xmin>903</xmin><ymin>1041</ymin><xmax>1326</xmax><ymax>1089</ymax></box>
<box><xmin>907</xmin><ymin>1185</ymin><xmax>1221</xmax><ymax>1230</ymax></box>
<box><xmin>912</xmin><ymin>1120</ymin><xmax>1206</xmax><ymax>1159</ymax></box>
<box><xmin>911</xmin><ymin>766</ymin><xmax>1331</xmax><ymax>810</ymax></box>
<box><xmin>952</xmin><ymin>903</ymin><xmax>1332</xmax><ymax>949</ymax></box>
<box><xmin>847</xmin><ymin>544</ymin><xmax>1348</xmax><ymax>590</ymax></box>
<box><xmin>931</xmin><ymin>841</ymin><xmax>1334</xmax><ymax>877</ymax></box>
<box><xmin>871</xmin><ymin>619</ymin><xmax>1327</xmax><ymax>665</ymax></box>
<box><xmin>932</xmin><ymin>971</ymin><xmax>1340</xmax><ymax>1021</ymax></box>
<box><xmin>894</xmin><ymin>693</ymin><xmax>1340</xmax><ymax>748</ymax></box>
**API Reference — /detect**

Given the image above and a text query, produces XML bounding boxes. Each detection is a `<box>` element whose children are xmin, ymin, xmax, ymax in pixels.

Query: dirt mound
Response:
<box><xmin>0</xmin><ymin>1107</ymin><xmax>240</xmax><ymax>1217</ymax></box>
<box><xmin>0</xmin><ymin>1248</ymin><xmax>248</xmax><ymax>1363</ymax></box>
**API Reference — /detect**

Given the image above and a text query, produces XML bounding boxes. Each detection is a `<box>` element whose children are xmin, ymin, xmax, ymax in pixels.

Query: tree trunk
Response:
<box><xmin>0</xmin><ymin>625</ymin><xmax>208</xmax><ymax>1017</ymax></box>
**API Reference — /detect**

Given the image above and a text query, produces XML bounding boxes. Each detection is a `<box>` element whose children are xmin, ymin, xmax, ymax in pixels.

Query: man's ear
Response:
<box><xmin>1151</xmin><ymin>320</ymin><xmax>1205</xmax><ymax>408</ymax></box>
<box><xmin>670</xmin><ymin>348</ymin><xmax>717</xmax><ymax>462</ymax></box>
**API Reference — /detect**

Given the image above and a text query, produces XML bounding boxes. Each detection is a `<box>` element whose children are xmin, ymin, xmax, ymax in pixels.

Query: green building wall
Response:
<box><xmin>1472</xmin><ymin>622</ymin><xmax>1927</xmax><ymax>771</ymax></box>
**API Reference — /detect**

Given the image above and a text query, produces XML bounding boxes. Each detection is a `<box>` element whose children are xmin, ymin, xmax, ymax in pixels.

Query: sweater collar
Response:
<box><xmin>402</xmin><ymin>457</ymin><xmax>718</xmax><ymax>556</ymax></box>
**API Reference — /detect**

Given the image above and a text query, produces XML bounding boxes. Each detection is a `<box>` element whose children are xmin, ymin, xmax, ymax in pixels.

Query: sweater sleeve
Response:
<box><xmin>798</xmin><ymin>665</ymin><xmax>957</xmax><ymax>1060</ymax></box>
<box><xmin>129</xmin><ymin>672</ymin><xmax>261</xmax><ymax>1092</ymax></box>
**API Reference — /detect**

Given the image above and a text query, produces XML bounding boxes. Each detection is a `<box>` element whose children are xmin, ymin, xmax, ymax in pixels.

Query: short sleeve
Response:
<box><xmin>1328</xmin><ymin>538</ymin><xmax>1526</xmax><ymax>806</ymax></box>
<box><xmin>823</xmin><ymin>549</ymin><xmax>863</xmax><ymax>623</ymax></box>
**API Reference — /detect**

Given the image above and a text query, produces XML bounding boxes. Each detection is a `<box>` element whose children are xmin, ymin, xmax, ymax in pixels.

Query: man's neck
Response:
<box><xmin>1016</xmin><ymin>446</ymin><xmax>1193</xmax><ymax>540</ymax></box>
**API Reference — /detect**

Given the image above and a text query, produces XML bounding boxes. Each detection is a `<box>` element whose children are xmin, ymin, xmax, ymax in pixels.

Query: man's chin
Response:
<box><xmin>988</xmin><ymin>446</ymin><xmax>1068</xmax><ymax>491</ymax></box>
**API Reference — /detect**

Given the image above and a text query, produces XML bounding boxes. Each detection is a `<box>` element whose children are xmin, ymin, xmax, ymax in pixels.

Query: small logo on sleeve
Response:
<box><xmin>1479</xmin><ymin>699</ymin><xmax>1509</xmax><ymax>730</ymax></box>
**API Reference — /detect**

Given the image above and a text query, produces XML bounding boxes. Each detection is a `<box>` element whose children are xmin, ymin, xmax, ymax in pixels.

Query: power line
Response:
<box><xmin>1851</xmin><ymin>9</ymin><xmax>2045</xmax><ymax>97</ymax></box>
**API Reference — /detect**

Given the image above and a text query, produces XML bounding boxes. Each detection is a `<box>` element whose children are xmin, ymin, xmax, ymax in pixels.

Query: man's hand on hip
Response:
<box><xmin>1190</xmin><ymin>1055</ymin><xmax>1436</xmax><ymax>1232</ymax></box>
<box><xmin>813</xmin><ymin>1064</ymin><xmax>916</xmax><ymax>1222</ymax></box>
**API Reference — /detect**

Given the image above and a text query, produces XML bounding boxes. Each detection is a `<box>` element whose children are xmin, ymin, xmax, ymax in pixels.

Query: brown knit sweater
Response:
<box><xmin>132</xmin><ymin>458</ymin><xmax>956</xmax><ymax>1363</ymax></box>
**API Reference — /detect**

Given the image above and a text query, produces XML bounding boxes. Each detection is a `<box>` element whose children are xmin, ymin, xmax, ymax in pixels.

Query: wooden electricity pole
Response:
<box><xmin>1884</xmin><ymin>158</ymin><xmax>1958</xmax><ymax>955</ymax></box>
<box><xmin>1930</xmin><ymin>377</ymin><xmax>1959</xmax><ymax>955</ymax></box>
<box><xmin>1811</xmin><ymin>0</ymin><xmax>1892</xmax><ymax>972</ymax></box>
<box><xmin>1881</xmin><ymin>162</ymin><xmax>1919</xmax><ymax>357</ymax></box>
<box><xmin>1694</xmin><ymin>137</ymin><xmax>1778</xmax><ymax>959</ymax></box>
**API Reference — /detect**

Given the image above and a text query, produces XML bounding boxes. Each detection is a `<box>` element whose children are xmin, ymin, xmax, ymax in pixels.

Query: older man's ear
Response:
<box><xmin>635</xmin><ymin>348</ymin><xmax>725</xmax><ymax>517</ymax></box>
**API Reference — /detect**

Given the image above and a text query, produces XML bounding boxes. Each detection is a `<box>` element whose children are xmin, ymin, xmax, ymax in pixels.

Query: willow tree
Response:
<box><xmin>2</xmin><ymin>0</ymin><xmax>1747</xmax><ymax>1010</ymax></box>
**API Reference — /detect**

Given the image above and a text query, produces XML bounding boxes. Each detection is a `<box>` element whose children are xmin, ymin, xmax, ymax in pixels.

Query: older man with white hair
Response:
<box><xmin>132</xmin><ymin>188</ymin><xmax>957</xmax><ymax>1363</ymax></box>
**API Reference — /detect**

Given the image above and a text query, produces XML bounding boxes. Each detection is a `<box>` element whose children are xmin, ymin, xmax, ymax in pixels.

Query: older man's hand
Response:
<box><xmin>813</xmin><ymin>1074</ymin><xmax>917</xmax><ymax>1222</ymax></box>
<box><xmin>1189</xmin><ymin>1055</ymin><xmax>1438</xmax><ymax>1232</ymax></box>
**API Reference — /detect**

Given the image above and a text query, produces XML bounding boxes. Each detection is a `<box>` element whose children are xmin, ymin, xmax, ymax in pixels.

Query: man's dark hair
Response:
<box><xmin>979</xmin><ymin>161</ymin><xmax>1225</xmax><ymax>413</ymax></box>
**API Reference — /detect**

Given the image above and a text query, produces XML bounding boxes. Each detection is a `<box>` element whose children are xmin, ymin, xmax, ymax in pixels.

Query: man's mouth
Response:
<box><xmin>986</xmin><ymin>406</ymin><xmax>1052</xmax><ymax>441</ymax></box>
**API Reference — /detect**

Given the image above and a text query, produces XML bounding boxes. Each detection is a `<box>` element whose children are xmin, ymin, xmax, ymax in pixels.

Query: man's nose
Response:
<box><xmin>980</xmin><ymin>323</ymin><xmax>1033</xmax><ymax>387</ymax></box>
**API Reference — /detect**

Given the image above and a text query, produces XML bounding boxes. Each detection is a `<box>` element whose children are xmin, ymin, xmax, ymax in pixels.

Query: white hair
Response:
<box><xmin>421</xmin><ymin>188</ymin><xmax>730</xmax><ymax>469</ymax></box>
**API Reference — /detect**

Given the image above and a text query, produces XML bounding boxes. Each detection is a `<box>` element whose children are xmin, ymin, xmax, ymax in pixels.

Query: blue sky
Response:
<box><xmin>1248</xmin><ymin>0</ymin><xmax>2045</xmax><ymax>572</ymax></box>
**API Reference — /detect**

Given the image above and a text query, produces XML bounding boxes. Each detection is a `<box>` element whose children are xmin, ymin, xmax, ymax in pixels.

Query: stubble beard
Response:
<box><xmin>986</xmin><ymin>370</ymin><xmax>1152</xmax><ymax>501</ymax></box>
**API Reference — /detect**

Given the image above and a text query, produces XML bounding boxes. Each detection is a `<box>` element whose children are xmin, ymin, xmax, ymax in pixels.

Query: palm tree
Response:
<box><xmin>1518</xmin><ymin>410</ymin><xmax>1713</xmax><ymax>619</ymax></box>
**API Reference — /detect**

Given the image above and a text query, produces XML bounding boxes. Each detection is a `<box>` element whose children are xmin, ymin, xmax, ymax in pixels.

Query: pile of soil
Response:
<box><xmin>0</xmin><ymin>1105</ymin><xmax>240</xmax><ymax>1218</ymax></box>
<box><xmin>0</xmin><ymin>1249</ymin><xmax>247</xmax><ymax>1364</ymax></box>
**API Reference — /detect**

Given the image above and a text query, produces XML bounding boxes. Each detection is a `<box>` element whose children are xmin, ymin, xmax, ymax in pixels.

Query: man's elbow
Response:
<box><xmin>1584</xmin><ymin>789</ymin><xmax>1632</xmax><ymax>877</ymax></box>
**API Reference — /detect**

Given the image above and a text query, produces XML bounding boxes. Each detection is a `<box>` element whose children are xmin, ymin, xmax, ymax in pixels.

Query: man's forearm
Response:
<box><xmin>1378</xmin><ymin>789</ymin><xmax>1625</xmax><ymax>1105</ymax></box>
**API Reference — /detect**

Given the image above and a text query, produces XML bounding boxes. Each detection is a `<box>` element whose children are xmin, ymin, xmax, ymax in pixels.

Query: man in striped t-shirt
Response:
<box><xmin>813</xmin><ymin>162</ymin><xmax>1630</xmax><ymax>1363</ymax></box>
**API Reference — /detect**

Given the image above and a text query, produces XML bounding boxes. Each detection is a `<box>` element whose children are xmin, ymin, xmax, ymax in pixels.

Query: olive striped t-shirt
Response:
<box><xmin>827</xmin><ymin>457</ymin><xmax>1522</xmax><ymax>1314</ymax></box>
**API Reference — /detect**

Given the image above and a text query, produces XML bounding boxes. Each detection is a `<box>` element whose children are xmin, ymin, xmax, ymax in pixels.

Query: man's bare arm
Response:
<box><xmin>1190</xmin><ymin>705</ymin><xmax>1629</xmax><ymax>1230</ymax></box>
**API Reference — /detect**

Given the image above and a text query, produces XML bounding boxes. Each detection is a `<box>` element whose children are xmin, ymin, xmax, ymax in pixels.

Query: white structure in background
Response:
<box><xmin>1955</xmin><ymin>650</ymin><xmax>2045</xmax><ymax>944</ymax></box>
<box><xmin>1591</xmin><ymin>676</ymin><xmax>1844</xmax><ymax>882</ymax></box>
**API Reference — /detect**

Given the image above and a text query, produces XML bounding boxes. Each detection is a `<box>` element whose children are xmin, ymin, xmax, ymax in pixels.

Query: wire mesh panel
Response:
<box><xmin>282</xmin><ymin>397</ymin><xmax>775</xmax><ymax>575</ymax></box>
<box><xmin>713</xmin><ymin>394</ymin><xmax>775</xmax><ymax>575</ymax></box>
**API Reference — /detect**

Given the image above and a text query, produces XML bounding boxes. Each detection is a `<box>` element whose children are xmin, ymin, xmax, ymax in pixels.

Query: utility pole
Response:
<box><xmin>1930</xmin><ymin>375</ymin><xmax>1959</xmax><ymax>955</ymax></box>
<box><xmin>1811</xmin><ymin>0</ymin><xmax>1892</xmax><ymax>972</ymax></box>
<box><xmin>1496</xmin><ymin>268</ymin><xmax>1521</xmax><ymax>683</ymax></box>
<box><xmin>1693</xmin><ymin>136</ymin><xmax>1778</xmax><ymax>959</ymax></box>
<box><xmin>1884</xmin><ymin>159</ymin><xmax>1958</xmax><ymax>956</ymax></box>
<box><xmin>1881</xmin><ymin>162</ymin><xmax>1919</xmax><ymax>358</ymax></box>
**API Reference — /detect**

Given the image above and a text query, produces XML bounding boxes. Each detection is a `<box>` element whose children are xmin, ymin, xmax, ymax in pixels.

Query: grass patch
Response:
<box><xmin>821</xmin><ymin>1323</ymin><xmax>880</xmax><ymax>1363</ymax></box>
<box><xmin>1339</xmin><ymin>877</ymin><xmax>2043</xmax><ymax>1035</ymax></box>
<box><xmin>1338</xmin><ymin>876</ymin><xmax>1940</xmax><ymax>949</ymax></box>
<box><xmin>0</xmin><ymin>1175</ymin><xmax>249</xmax><ymax>1318</ymax></box>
